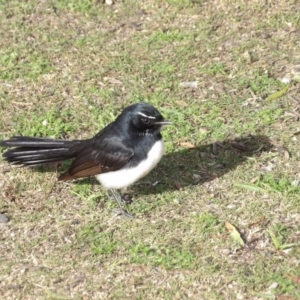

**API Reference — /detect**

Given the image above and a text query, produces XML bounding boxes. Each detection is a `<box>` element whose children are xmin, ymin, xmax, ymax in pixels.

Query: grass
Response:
<box><xmin>1</xmin><ymin>0</ymin><xmax>300</xmax><ymax>299</ymax></box>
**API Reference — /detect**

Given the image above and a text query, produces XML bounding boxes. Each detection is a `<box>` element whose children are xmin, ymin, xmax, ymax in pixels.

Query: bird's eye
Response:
<box><xmin>142</xmin><ymin>118</ymin><xmax>150</xmax><ymax>124</ymax></box>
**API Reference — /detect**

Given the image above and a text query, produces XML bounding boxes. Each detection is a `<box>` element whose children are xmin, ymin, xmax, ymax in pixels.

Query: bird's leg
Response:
<box><xmin>110</xmin><ymin>189</ymin><xmax>134</xmax><ymax>218</ymax></box>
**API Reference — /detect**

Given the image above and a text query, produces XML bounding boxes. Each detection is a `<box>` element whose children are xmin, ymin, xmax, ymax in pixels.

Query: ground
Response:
<box><xmin>0</xmin><ymin>0</ymin><xmax>300</xmax><ymax>299</ymax></box>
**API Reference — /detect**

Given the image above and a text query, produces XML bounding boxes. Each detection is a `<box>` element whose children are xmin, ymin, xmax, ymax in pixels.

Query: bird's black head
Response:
<box><xmin>117</xmin><ymin>102</ymin><xmax>171</xmax><ymax>134</ymax></box>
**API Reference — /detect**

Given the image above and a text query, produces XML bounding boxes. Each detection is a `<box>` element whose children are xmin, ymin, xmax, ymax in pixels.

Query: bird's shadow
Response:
<box><xmin>29</xmin><ymin>134</ymin><xmax>272</xmax><ymax>196</ymax></box>
<box><xmin>130</xmin><ymin>134</ymin><xmax>273</xmax><ymax>196</ymax></box>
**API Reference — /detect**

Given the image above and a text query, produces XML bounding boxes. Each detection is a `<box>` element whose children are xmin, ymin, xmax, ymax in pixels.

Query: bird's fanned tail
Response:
<box><xmin>0</xmin><ymin>136</ymin><xmax>83</xmax><ymax>167</ymax></box>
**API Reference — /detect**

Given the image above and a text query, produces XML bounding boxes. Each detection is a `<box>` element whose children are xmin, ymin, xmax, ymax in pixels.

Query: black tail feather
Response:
<box><xmin>0</xmin><ymin>136</ymin><xmax>84</xmax><ymax>167</ymax></box>
<box><xmin>0</xmin><ymin>136</ymin><xmax>78</xmax><ymax>148</ymax></box>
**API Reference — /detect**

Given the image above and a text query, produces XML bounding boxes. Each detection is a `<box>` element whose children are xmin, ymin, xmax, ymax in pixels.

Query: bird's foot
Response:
<box><xmin>111</xmin><ymin>208</ymin><xmax>134</xmax><ymax>218</ymax></box>
<box><xmin>109</xmin><ymin>189</ymin><xmax>134</xmax><ymax>218</ymax></box>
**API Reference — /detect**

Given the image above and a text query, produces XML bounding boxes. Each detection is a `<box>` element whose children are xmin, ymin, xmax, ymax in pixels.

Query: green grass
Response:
<box><xmin>0</xmin><ymin>0</ymin><xmax>300</xmax><ymax>299</ymax></box>
<box><xmin>128</xmin><ymin>243</ymin><xmax>195</xmax><ymax>269</ymax></box>
<box><xmin>78</xmin><ymin>225</ymin><xmax>121</xmax><ymax>256</ymax></box>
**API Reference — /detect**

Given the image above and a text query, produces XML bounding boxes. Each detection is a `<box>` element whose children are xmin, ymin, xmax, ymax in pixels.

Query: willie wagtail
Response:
<box><xmin>0</xmin><ymin>102</ymin><xmax>172</xmax><ymax>217</ymax></box>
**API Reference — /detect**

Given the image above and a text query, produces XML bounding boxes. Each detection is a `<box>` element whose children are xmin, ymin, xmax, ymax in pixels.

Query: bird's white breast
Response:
<box><xmin>96</xmin><ymin>140</ymin><xmax>165</xmax><ymax>189</ymax></box>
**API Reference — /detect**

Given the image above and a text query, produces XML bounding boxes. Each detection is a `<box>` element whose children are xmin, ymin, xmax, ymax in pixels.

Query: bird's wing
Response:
<box><xmin>58</xmin><ymin>137</ymin><xmax>134</xmax><ymax>180</ymax></box>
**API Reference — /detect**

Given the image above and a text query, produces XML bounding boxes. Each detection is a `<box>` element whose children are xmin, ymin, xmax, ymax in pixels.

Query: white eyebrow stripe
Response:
<box><xmin>137</xmin><ymin>112</ymin><xmax>156</xmax><ymax>119</ymax></box>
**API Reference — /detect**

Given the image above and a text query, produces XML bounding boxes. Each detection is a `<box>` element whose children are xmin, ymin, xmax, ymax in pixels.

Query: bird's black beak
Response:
<box><xmin>154</xmin><ymin>120</ymin><xmax>172</xmax><ymax>125</ymax></box>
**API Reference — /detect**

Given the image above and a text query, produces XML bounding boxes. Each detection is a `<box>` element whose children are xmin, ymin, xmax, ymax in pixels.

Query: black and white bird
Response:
<box><xmin>0</xmin><ymin>102</ymin><xmax>172</xmax><ymax>217</ymax></box>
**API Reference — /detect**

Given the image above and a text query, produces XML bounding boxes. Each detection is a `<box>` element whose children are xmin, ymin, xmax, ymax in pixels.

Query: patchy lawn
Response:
<box><xmin>0</xmin><ymin>0</ymin><xmax>300</xmax><ymax>299</ymax></box>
